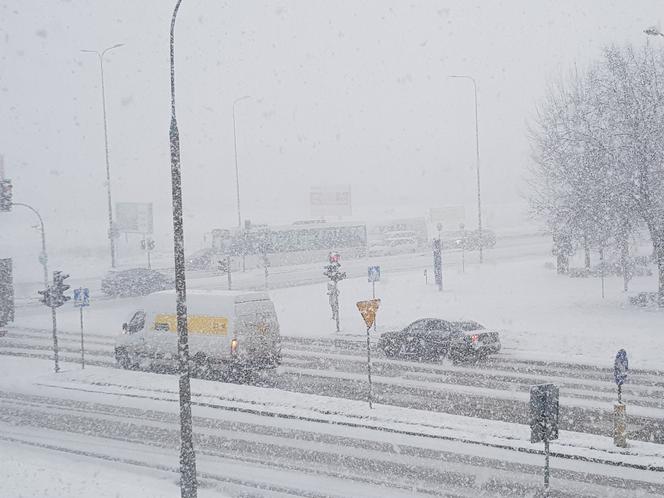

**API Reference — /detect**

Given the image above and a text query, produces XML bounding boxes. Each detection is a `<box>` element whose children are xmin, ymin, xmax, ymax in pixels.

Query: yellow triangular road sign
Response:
<box><xmin>356</xmin><ymin>299</ymin><xmax>381</xmax><ymax>328</ymax></box>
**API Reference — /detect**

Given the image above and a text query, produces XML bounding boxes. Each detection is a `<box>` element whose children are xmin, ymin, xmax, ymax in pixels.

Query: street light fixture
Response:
<box><xmin>232</xmin><ymin>95</ymin><xmax>251</xmax><ymax>229</ymax></box>
<box><xmin>644</xmin><ymin>26</ymin><xmax>664</xmax><ymax>37</ymax></box>
<box><xmin>81</xmin><ymin>43</ymin><xmax>124</xmax><ymax>269</ymax></box>
<box><xmin>449</xmin><ymin>74</ymin><xmax>484</xmax><ymax>264</ymax></box>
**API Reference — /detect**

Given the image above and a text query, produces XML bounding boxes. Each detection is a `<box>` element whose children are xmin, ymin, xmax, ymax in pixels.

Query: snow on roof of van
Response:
<box><xmin>148</xmin><ymin>289</ymin><xmax>270</xmax><ymax>304</ymax></box>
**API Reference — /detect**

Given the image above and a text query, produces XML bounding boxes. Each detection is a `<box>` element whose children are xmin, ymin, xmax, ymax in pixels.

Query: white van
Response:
<box><xmin>114</xmin><ymin>290</ymin><xmax>281</xmax><ymax>376</ymax></box>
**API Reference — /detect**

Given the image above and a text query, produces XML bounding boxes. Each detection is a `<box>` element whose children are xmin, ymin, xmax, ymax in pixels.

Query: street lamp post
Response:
<box><xmin>81</xmin><ymin>43</ymin><xmax>124</xmax><ymax>269</ymax></box>
<box><xmin>232</xmin><ymin>95</ymin><xmax>250</xmax><ymax>272</ymax></box>
<box><xmin>449</xmin><ymin>75</ymin><xmax>484</xmax><ymax>264</ymax></box>
<box><xmin>169</xmin><ymin>1</ymin><xmax>197</xmax><ymax>497</ymax></box>
<box><xmin>232</xmin><ymin>95</ymin><xmax>250</xmax><ymax>230</ymax></box>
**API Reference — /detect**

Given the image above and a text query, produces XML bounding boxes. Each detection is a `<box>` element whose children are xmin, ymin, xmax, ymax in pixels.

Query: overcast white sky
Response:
<box><xmin>1</xmin><ymin>0</ymin><xmax>662</xmax><ymax>256</ymax></box>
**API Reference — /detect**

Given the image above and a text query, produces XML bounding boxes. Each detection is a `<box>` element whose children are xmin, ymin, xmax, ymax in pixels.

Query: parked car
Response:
<box><xmin>377</xmin><ymin>318</ymin><xmax>501</xmax><ymax>363</ymax></box>
<box><xmin>186</xmin><ymin>248</ymin><xmax>220</xmax><ymax>271</ymax></box>
<box><xmin>101</xmin><ymin>268</ymin><xmax>174</xmax><ymax>297</ymax></box>
<box><xmin>443</xmin><ymin>229</ymin><xmax>496</xmax><ymax>250</ymax></box>
<box><xmin>463</xmin><ymin>229</ymin><xmax>496</xmax><ymax>250</ymax></box>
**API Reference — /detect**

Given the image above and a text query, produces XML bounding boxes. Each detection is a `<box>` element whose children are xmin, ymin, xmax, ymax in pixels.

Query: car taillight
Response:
<box><xmin>471</xmin><ymin>334</ymin><xmax>479</xmax><ymax>344</ymax></box>
<box><xmin>230</xmin><ymin>338</ymin><xmax>239</xmax><ymax>354</ymax></box>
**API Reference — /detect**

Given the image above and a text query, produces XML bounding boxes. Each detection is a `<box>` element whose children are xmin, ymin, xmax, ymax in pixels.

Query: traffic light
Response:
<box><xmin>0</xmin><ymin>179</ymin><xmax>12</xmax><ymax>212</ymax></box>
<box><xmin>38</xmin><ymin>286</ymin><xmax>53</xmax><ymax>307</ymax></box>
<box><xmin>323</xmin><ymin>253</ymin><xmax>346</xmax><ymax>282</ymax></box>
<box><xmin>218</xmin><ymin>259</ymin><xmax>228</xmax><ymax>273</ymax></box>
<box><xmin>51</xmin><ymin>271</ymin><xmax>71</xmax><ymax>307</ymax></box>
<box><xmin>148</xmin><ymin>239</ymin><xmax>155</xmax><ymax>251</ymax></box>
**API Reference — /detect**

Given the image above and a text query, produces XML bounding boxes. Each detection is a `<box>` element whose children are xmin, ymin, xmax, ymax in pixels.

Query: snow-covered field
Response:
<box><xmin>272</xmin><ymin>254</ymin><xmax>663</xmax><ymax>370</ymax></box>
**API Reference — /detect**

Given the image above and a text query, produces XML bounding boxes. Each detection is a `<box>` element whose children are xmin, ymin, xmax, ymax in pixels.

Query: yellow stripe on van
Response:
<box><xmin>153</xmin><ymin>314</ymin><xmax>228</xmax><ymax>336</ymax></box>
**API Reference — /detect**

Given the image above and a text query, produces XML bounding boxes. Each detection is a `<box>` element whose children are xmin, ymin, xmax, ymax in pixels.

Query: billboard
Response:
<box><xmin>429</xmin><ymin>206</ymin><xmax>466</xmax><ymax>227</ymax></box>
<box><xmin>310</xmin><ymin>185</ymin><xmax>352</xmax><ymax>217</ymax></box>
<box><xmin>115</xmin><ymin>202</ymin><xmax>153</xmax><ymax>234</ymax></box>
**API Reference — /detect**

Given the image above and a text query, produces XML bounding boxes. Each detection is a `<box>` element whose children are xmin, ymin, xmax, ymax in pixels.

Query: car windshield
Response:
<box><xmin>2</xmin><ymin>3</ymin><xmax>662</xmax><ymax>497</ymax></box>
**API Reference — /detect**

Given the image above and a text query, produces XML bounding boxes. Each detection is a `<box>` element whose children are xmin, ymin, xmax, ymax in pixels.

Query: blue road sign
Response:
<box><xmin>368</xmin><ymin>265</ymin><xmax>380</xmax><ymax>283</ymax></box>
<box><xmin>614</xmin><ymin>349</ymin><xmax>628</xmax><ymax>386</ymax></box>
<box><xmin>73</xmin><ymin>287</ymin><xmax>90</xmax><ymax>308</ymax></box>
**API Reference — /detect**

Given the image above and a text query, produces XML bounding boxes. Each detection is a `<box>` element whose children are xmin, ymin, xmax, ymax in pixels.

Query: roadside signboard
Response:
<box><xmin>368</xmin><ymin>265</ymin><xmax>380</xmax><ymax>283</ymax></box>
<box><xmin>73</xmin><ymin>287</ymin><xmax>90</xmax><ymax>308</ymax></box>
<box><xmin>115</xmin><ymin>202</ymin><xmax>154</xmax><ymax>234</ymax></box>
<box><xmin>356</xmin><ymin>299</ymin><xmax>380</xmax><ymax>329</ymax></box>
<box><xmin>310</xmin><ymin>185</ymin><xmax>352</xmax><ymax>217</ymax></box>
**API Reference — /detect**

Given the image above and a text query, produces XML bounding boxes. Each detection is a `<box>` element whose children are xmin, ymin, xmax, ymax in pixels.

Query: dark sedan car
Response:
<box><xmin>101</xmin><ymin>268</ymin><xmax>174</xmax><ymax>297</ymax></box>
<box><xmin>377</xmin><ymin>318</ymin><xmax>501</xmax><ymax>363</ymax></box>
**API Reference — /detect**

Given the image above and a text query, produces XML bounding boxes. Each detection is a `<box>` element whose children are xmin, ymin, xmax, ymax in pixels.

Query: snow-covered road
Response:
<box><xmin>1</xmin><ymin>356</ymin><xmax>662</xmax><ymax>498</ymax></box>
<box><xmin>2</xmin><ymin>325</ymin><xmax>663</xmax><ymax>445</ymax></box>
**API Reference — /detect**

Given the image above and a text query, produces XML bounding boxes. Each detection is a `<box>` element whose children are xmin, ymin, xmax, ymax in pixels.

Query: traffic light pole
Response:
<box><xmin>51</xmin><ymin>306</ymin><xmax>60</xmax><ymax>373</ymax></box>
<box><xmin>12</xmin><ymin>203</ymin><xmax>48</xmax><ymax>288</ymax></box>
<box><xmin>13</xmin><ymin>203</ymin><xmax>58</xmax><ymax>373</ymax></box>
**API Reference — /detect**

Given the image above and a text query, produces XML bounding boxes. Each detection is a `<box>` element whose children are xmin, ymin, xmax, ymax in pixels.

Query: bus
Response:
<box><xmin>209</xmin><ymin>221</ymin><xmax>367</xmax><ymax>267</ymax></box>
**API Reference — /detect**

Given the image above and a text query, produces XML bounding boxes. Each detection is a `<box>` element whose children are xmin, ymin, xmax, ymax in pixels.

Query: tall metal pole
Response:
<box><xmin>12</xmin><ymin>203</ymin><xmax>48</xmax><ymax>288</ymax></box>
<box><xmin>80</xmin><ymin>305</ymin><xmax>85</xmax><ymax>369</ymax></box>
<box><xmin>366</xmin><ymin>325</ymin><xmax>373</xmax><ymax>409</ymax></box>
<box><xmin>232</xmin><ymin>95</ymin><xmax>250</xmax><ymax>230</ymax></box>
<box><xmin>13</xmin><ymin>202</ymin><xmax>58</xmax><ymax>372</ymax></box>
<box><xmin>449</xmin><ymin>75</ymin><xmax>483</xmax><ymax>263</ymax></box>
<box><xmin>169</xmin><ymin>1</ymin><xmax>197</xmax><ymax>497</ymax></box>
<box><xmin>82</xmin><ymin>44</ymin><xmax>124</xmax><ymax>269</ymax></box>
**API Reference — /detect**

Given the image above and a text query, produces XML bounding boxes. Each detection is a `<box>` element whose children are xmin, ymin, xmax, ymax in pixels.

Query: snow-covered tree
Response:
<box><xmin>529</xmin><ymin>44</ymin><xmax>664</xmax><ymax>304</ymax></box>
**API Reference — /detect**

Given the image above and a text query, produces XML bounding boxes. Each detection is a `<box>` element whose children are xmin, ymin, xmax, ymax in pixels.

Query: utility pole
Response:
<box><xmin>169</xmin><ymin>1</ymin><xmax>197</xmax><ymax>496</ymax></box>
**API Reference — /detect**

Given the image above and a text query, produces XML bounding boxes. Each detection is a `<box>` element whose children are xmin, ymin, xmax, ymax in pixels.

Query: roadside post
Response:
<box><xmin>613</xmin><ymin>349</ymin><xmax>628</xmax><ymax>448</ymax></box>
<box><xmin>460</xmin><ymin>223</ymin><xmax>466</xmax><ymax>273</ymax></box>
<box><xmin>356</xmin><ymin>299</ymin><xmax>380</xmax><ymax>409</ymax></box>
<box><xmin>367</xmin><ymin>266</ymin><xmax>380</xmax><ymax>331</ymax></box>
<box><xmin>37</xmin><ymin>271</ymin><xmax>71</xmax><ymax>373</ymax></box>
<box><xmin>423</xmin><ymin>268</ymin><xmax>428</xmax><ymax>284</ymax></box>
<box><xmin>529</xmin><ymin>383</ymin><xmax>559</xmax><ymax>497</ymax></box>
<box><xmin>218</xmin><ymin>257</ymin><xmax>232</xmax><ymax>290</ymax></box>
<box><xmin>433</xmin><ymin>239</ymin><xmax>443</xmax><ymax>291</ymax></box>
<box><xmin>73</xmin><ymin>287</ymin><xmax>90</xmax><ymax>369</ymax></box>
<box><xmin>434</xmin><ymin>222</ymin><xmax>443</xmax><ymax>291</ymax></box>
<box><xmin>141</xmin><ymin>236</ymin><xmax>156</xmax><ymax>269</ymax></box>
<box><xmin>368</xmin><ymin>265</ymin><xmax>380</xmax><ymax>299</ymax></box>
